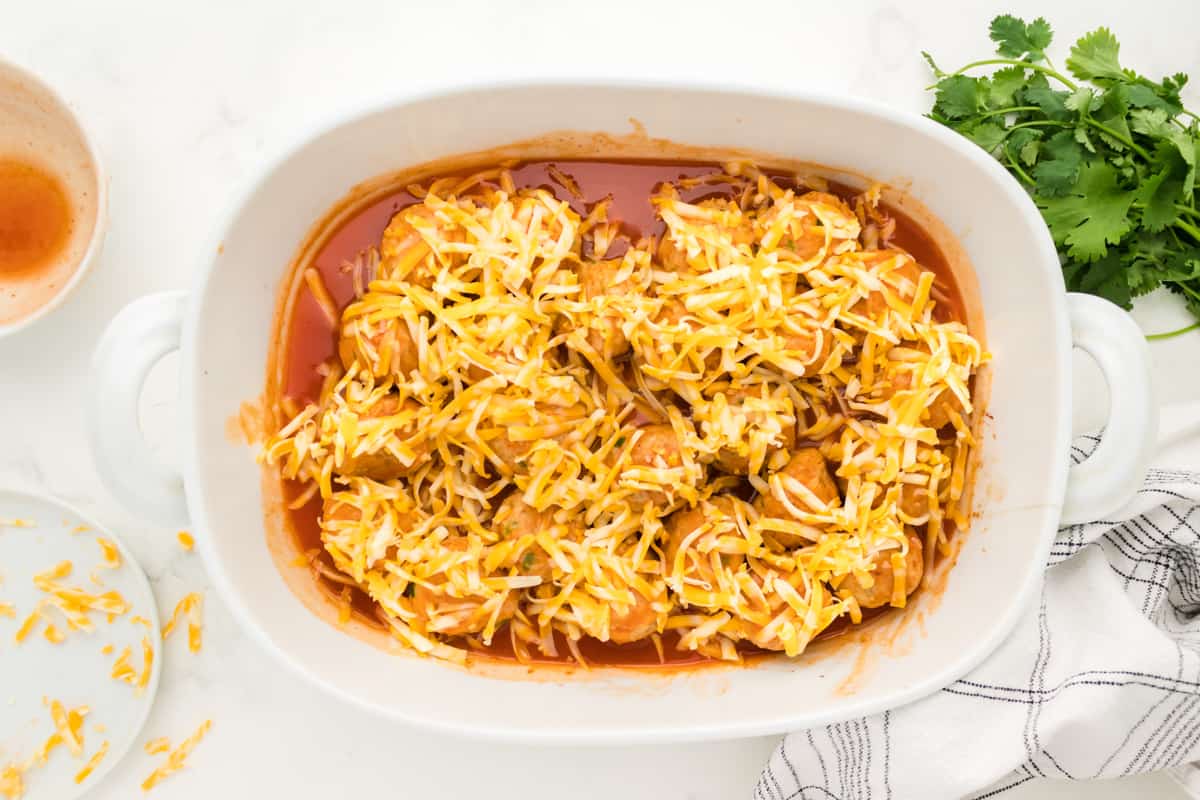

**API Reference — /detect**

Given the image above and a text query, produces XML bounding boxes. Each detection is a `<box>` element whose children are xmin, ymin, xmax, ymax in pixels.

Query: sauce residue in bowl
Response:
<box><xmin>0</xmin><ymin>157</ymin><xmax>73</xmax><ymax>279</ymax></box>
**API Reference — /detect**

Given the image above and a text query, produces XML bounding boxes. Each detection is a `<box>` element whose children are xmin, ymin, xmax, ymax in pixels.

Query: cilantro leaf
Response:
<box><xmin>1063</xmin><ymin>251</ymin><xmax>1131</xmax><ymax>307</ymax></box>
<box><xmin>964</xmin><ymin>121</ymin><xmax>1007</xmax><ymax>153</ymax></box>
<box><xmin>1125</xmin><ymin>83</ymin><xmax>1183</xmax><ymax>115</ymax></box>
<box><xmin>1130</xmin><ymin>107</ymin><xmax>1174</xmax><ymax>138</ymax></box>
<box><xmin>1065</xmin><ymin>87</ymin><xmax>1095</xmax><ymax>114</ymax></box>
<box><xmin>1031</xmin><ymin>130</ymin><xmax>1084</xmax><ymax>197</ymax></box>
<box><xmin>1038</xmin><ymin>162</ymin><xmax>1136</xmax><ymax>261</ymax></box>
<box><xmin>1008</xmin><ymin>127</ymin><xmax>1042</xmax><ymax>166</ymax></box>
<box><xmin>1020</xmin><ymin>78</ymin><xmax>1071</xmax><ymax>121</ymax></box>
<box><xmin>989</xmin><ymin>15</ymin><xmax>1053</xmax><ymax>61</ymax></box>
<box><xmin>1067</xmin><ymin>27</ymin><xmax>1125</xmax><ymax>83</ymax></box>
<box><xmin>1134</xmin><ymin>169</ymin><xmax>1181</xmax><ymax>232</ymax></box>
<box><xmin>1123</xmin><ymin>231</ymin><xmax>1200</xmax><ymax>297</ymax></box>
<box><xmin>988</xmin><ymin>66</ymin><xmax>1028</xmax><ymax>107</ymax></box>
<box><xmin>933</xmin><ymin>75</ymin><xmax>982</xmax><ymax>119</ymax></box>
<box><xmin>1136</xmin><ymin>120</ymin><xmax>1198</xmax><ymax>196</ymax></box>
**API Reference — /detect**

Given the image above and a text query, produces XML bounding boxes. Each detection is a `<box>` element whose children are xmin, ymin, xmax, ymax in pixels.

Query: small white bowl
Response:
<box><xmin>0</xmin><ymin>56</ymin><xmax>107</xmax><ymax>336</ymax></box>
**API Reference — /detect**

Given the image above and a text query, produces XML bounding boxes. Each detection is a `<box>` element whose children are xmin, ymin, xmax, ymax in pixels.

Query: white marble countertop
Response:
<box><xmin>2</xmin><ymin>0</ymin><xmax>1197</xmax><ymax>797</ymax></box>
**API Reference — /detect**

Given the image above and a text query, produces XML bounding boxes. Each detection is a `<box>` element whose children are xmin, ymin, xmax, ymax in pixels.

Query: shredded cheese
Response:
<box><xmin>0</xmin><ymin>764</ymin><xmax>22</xmax><ymax>799</ymax></box>
<box><xmin>141</xmin><ymin>720</ymin><xmax>211</xmax><ymax>791</ymax></box>
<box><xmin>74</xmin><ymin>740</ymin><xmax>109</xmax><ymax>784</ymax></box>
<box><xmin>143</xmin><ymin>738</ymin><xmax>171</xmax><ymax>756</ymax></box>
<box><xmin>96</xmin><ymin>538</ymin><xmax>121</xmax><ymax>568</ymax></box>
<box><xmin>176</xmin><ymin>531</ymin><xmax>195</xmax><ymax>551</ymax></box>
<box><xmin>27</xmin><ymin>560</ymin><xmax>131</xmax><ymax>636</ymax></box>
<box><xmin>162</xmin><ymin>593</ymin><xmax>203</xmax><ymax>653</ymax></box>
<box><xmin>262</xmin><ymin>163</ymin><xmax>986</xmax><ymax>663</ymax></box>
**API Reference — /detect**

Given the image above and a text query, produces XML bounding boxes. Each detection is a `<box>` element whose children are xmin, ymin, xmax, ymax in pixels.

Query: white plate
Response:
<box><xmin>0</xmin><ymin>489</ymin><xmax>161</xmax><ymax>798</ymax></box>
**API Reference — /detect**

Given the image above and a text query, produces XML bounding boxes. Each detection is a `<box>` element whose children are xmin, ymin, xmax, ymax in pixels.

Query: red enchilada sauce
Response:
<box><xmin>277</xmin><ymin>160</ymin><xmax>965</xmax><ymax>667</ymax></box>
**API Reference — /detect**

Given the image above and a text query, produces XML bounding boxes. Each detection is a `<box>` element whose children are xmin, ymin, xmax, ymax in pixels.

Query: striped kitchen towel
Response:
<box><xmin>757</xmin><ymin>422</ymin><xmax>1200</xmax><ymax>799</ymax></box>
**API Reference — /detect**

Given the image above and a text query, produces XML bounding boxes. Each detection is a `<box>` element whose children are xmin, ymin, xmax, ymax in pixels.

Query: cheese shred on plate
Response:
<box><xmin>263</xmin><ymin>161</ymin><xmax>987</xmax><ymax>664</ymax></box>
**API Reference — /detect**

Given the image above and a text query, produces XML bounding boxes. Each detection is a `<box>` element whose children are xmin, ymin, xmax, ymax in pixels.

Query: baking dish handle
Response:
<box><xmin>89</xmin><ymin>291</ymin><xmax>189</xmax><ymax>526</ymax></box>
<box><xmin>1061</xmin><ymin>292</ymin><xmax>1157</xmax><ymax>525</ymax></box>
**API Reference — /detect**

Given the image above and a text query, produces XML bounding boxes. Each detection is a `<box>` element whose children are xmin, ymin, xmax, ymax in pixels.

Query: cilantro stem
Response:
<box><xmin>1083</xmin><ymin>119</ymin><xmax>1152</xmax><ymax>160</ymax></box>
<box><xmin>1174</xmin><ymin>219</ymin><xmax>1200</xmax><ymax>244</ymax></box>
<box><xmin>1006</xmin><ymin>120</ymin><xmax>1069</xmax><ymax>132</ymax></box>
<box><xmin>1178</xmin><ymin>282</ymin><xmax>1200</xmax><ymax>303</ymax></box>
<box><xmin>1002</xmin><ymin>143</ymin><xmax>1036</xmax><ymax>186</ymax></box>
<box><xmin>977</xmin><ymin>105</ymin><xmax>1042</xmax><ymax>119</ymax></box>
<box><xmin>929</xmin><ymin>59</ymin><xmax>1078</xmax><ymax>91</ymax></box>
<box><xmin>1146</xmin><ymin>321</ymin><xmax>1200</xmax><ymax>340</ymax></box>
<box><xmin>1176</xmin><ymin>204</ymin><xmax>1200</xmax><ymax>222</ymax></box>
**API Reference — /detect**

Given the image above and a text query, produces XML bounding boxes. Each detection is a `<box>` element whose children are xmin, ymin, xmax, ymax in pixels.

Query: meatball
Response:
<box><xmin>378</xmin><ymin>211</ymin><xmax>436</xmax><ymax>287</ymax></box>
<box><xmin>926</xmin><ymin>388</ymin><xmax>964</xmax><ymax>430</ymax></box>
<box><xmin>781</xmin><ymin>191</ymin><xmax>859</xmax><ymax>260</ymax></box>
<box><xmin>656</xmin><ymin>234</ymin><xmax>689</xmax><ymax>272</ymax></box>
<box><xmin>338</xmin><ymin>317</ymin><xmax>420</xmax><ymax>380</ymax></box>
<box><xmin>758</xmin><ymin>449</ymin><xmax>839</xmax><ymax>517</ymax></box>
<box><xmin>578</xmin><ymin>258</ymin><xmax>634</xmax><ymax>361</ymax></box>
<box><xmin>339</xmin><ymin>394</ymin><xmax>431</xmax><ymax>481</ymax></box>
<box><xmin>756</xmin><ymin>449</ymin><xmax>840</xmax><ymax>547</ymax></box>
<box><xmin>884</xmin><ymin>368</ymin><xmax>965</xmax><ymax>430</ymax></box>
<box><xmin>493</xmin><ymin>492</ymin><xmax>550</xmax><ymax>539</ymax></box>
<box><xmin>491</xmin><ymin>492</ymin><xmax>564</xmax><ymax>582</ymax></box>
<box><xmin>898</xmin><ymin>485</ymin><xmax>930</xmax><ymax>520</ymax></box>
<box><xmin>320</xmin><ymin>495</ymin><xmax>419</xmax><ymax>570</ymax></box>
<box><xmin>411</xmin><ymin>537</ymin><xmax>520</xmax><ymax>637</ymax></box>
<box><xmin>488</xmin><ymin>402</ymin><xmax>589</xmax><ymax>472</ymax></box>
<box><xmin>851</xmin><ymin>250</ymin><xmax>923</xmax><ymax>318</ymax></box>
<box><xmin>775</xmin><ymin>322</ymin><xmax>834</xmax><ymax>378</ymax></box>
<box><xmin>607</xmin><ymin>586</ymin><xmax>662</xmax><ymax>644</ymax></box>
<box><xmin>613</xmin><ymin>424</ymin><xmax>688</xmax><ymax>509</ymax></box>
<box><xmin>664</xmin><ymin>496</ymin><xmax>745</xmax><ymax>586</ymax></box>
<box><xmin>709</xmin><ymin>386</ymin><xmax>798</xmax><ymax>474</ymax></box>
<box><xmin>839</xmin><ymin>535</ymin><xmax>924</xmax><ymax>609</ymax></box>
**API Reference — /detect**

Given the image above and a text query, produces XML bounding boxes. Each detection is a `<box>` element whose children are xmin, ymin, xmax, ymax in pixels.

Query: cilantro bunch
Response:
<box><xmin>925</xmin><ymin>15</ymin><xmax>1200</xmax><ymax>338</ymax></box>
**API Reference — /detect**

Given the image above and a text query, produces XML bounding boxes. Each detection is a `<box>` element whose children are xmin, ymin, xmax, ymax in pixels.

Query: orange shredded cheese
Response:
<box><xmin>74</xmin><ymin>740</ymin><xmax>109</xmax><ymax>784</ymax></box>
<box><xmin>162</xmin><ymin>593</ymin><xmax>203</xmax><ymax>653</ymax></box>
<box><xmin>101</xmin><ymin>643</ymin><xmax>114</xmax><ymax>655</ymax></box>
<box><xmin>110</xmin><ymin>646</ymin><xmax>136</xmax><ymax>685</ymax></box>
<box><xmin>0</xmin><ymin>519</ymin><xmax>32</xmax><ymax>528</ymax></box>
<box><xmin>0</xmin><ymin>764</ymin><xmax>23</xmax><ymax>799</ymax></box>
<box><xmin>143</xmin><ymin>737</ymin><xmax>171</xmax><ymax>756</ymax></box>
<box><xmin>48</xmin><ymin>699</ymin><xmax>89</xmax><ymax>757</ymax></box>
<box><xmin>14</xmin><ymin>609</ymin><xmax>39</xmax><ymax>643</ymax></box>
<box><xmin>137</xmin><ymin>636</ymin><xmax>155</xmax><ymax>691</ymax></box>
<box><xmin>0</xmin><ymin>602</ymin><xmax>14</xmax><ymax>618</ymax></box>
<box><xmin>42</xmin><ymin>624</ymin><xmax>65</xmax><ymax>644</ymax></box>
<box><xmin>176</xmin><ymin>531</ymin><xmax>195</xmax><ymax>551</ymax></box>
<box><xmin>30</xmin><ymin>560</ymin><xmax>131</xmax><ymax>634</ymax></box>
<box><xmin>141</xmin><ymin>720</ymin><xmax>212</xmax><ymax>791</ymax></box>
<box><xmin>71</xmin><ymin>524</ymin><xmax>90</xmax><ymax>534</ymax></box>
<box><xmin>96</xmin><ymin>538</ymin><xmax>121</xmax><ymax>568</ymax></box>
